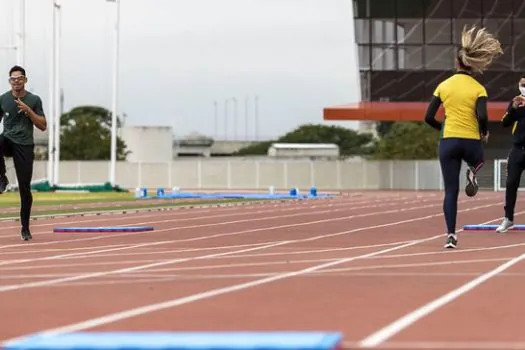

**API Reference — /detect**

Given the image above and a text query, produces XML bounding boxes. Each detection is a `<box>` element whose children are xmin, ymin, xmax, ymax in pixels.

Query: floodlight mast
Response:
<box><xmin>52</xmin><ymin>0</ymin><xmax>62</xmax><ymax>185</ymax></box>
<box><xmin>107</xmin><ymin>0</ymin><xmax>120</xmax><ymax>186</ymax></box>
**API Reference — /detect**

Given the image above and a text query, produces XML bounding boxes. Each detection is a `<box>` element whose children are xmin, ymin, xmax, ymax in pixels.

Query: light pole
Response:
<box><xmin>213</xmin><ymin>100</ymin><xmax>218</xmax><ymax>138</ymax></box>
<box><xmin>231</xmin><ymin>97</ymin><xmax>238</xmax><ymax>140</ymax></box>
<box><xmin>52</xmin><ymin>0</ymin><xmax>61</xmax><ymax>184</ymax></box>
<box><xmin>16</xmin><ymin>0</ymin><xmax>26</xmax><ymax>66</ymax></box>
<box><xmin>223</xmin><ymin>99</ymin><xmax>230</xmax><ymax>140</ymax></box>
<box><xmin>244</xmin><ymin>96</ymin><xmax>249</xmax><ymax>140</ymax></box>
<box><xmin>254</xmin><ymin>95</ymin><xmax>259</xmax><ymax>140</ymax></box>
<box><xmin>107</xmin><ymin>0</ymin><xmax>120</xmax><ymax>186</ymax></box>
<box><xmin>46</xmin><ymin>0</ymin><xmax>55</xmax><ymax>185</ymax></box>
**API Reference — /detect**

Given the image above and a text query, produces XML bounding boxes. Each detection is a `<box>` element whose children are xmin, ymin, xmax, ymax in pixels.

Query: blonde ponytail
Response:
<box><xmin>457</xmin><ymin>25</ymin><xmax>503</xmax><ymax>74</ymax></box>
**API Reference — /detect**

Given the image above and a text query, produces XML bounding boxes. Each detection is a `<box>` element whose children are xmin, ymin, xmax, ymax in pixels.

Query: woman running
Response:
<box><xmin>424</xmin><ymin>25</ymin><xmax>503</xmax><ymax>249</ymax></box>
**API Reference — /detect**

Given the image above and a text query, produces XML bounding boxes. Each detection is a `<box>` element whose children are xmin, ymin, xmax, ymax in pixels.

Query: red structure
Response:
<box><xmin>323</xmin><ymin>101</ymin><xmax>510</xmax><ymax>122</ymax></box>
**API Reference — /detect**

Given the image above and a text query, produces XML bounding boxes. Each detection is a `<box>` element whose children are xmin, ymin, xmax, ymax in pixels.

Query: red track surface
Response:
<box><xmin>0</xmin><ymin>190</ymin><xmax>524</xmax><ymax>349</ymax></box>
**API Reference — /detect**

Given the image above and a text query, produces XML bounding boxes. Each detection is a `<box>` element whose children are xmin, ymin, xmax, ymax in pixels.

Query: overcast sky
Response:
<box><xmin>0</xmin><ymin>0</ymin><xmax>360</xmax><ymax>140</ymax></box>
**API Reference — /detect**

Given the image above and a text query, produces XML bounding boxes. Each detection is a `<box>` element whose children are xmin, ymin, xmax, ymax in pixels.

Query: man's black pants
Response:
<box><xmin>0</xmin><ymin>135</ymin><xmax>34</xmax><ymax>230</ymax></box>
<box><xmin>505</xmin><ymin>146</ymin><xmax>525</xmax><ymax>221</ymax></box>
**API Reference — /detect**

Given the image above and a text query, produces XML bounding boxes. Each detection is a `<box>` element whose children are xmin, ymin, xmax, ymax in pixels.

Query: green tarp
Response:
<box><xmin>30</xmin><ymin>180</ymin><xmax>128</xmax><ymax>193</ymax></box>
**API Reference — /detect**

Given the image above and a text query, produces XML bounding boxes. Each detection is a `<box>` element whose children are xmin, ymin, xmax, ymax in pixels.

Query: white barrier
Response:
<box><xmin>24</xmin><ymin>158</ymin><xmax>456</xmax><ymax>191</ymax></box>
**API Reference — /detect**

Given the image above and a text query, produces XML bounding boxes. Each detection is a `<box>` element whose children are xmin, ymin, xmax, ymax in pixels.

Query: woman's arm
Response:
<box><xmin>424</xmin><ymin>95</ymin><xmax>443</xmax><ymax>131</ymax></box>
<box><xmin>501</xmin><ymin>97</ymin><xmax>525</xmax><ymax>127</ymax></box>
<box><xmin>475</xmin><ymin>96</ymin><xmax>488</xmax><ymax>136</ymax></box>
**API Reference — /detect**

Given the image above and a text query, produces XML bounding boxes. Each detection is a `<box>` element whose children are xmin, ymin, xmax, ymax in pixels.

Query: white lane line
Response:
<box><xmin>2</xmin><ymin>238</ymin><xmax>520</xmax><ymax>273</ymax></box>
<box><xmin>0</xmin><ymin>196</ymin><xmax>445</xmax><ymax>252</ymax></box>
<box><xmin>0</xmin><ymin>259</ymin><xmax>163</xmax><ymax>271</ymax></box>
<box><xmin>3</xmin><ymin>241</ymin><xmax>275</xmax><ymax>263</ymax></box>
<box><xmin>0</xmin><ymin>241</ymin><xmax>175</xmax><ymax>267</ymax></box>
<box><xmin>0</xmin><ymin>194</ymin><xmax>486</xmax><ymax>239</ymax></box>
<box><xmin>2</xmin><ymin>199</ymin><xmax>477</xmax><ymax>265</ymax></box>
<box><xmin>0</xmin><ymin>195</ymin><xmax>389</xmax><ymax>238</ymax></box>
<box><xmin>47</xmin><ymin>271</ymin><xmax>525</xmax><ymax>286</ymax></box>
<box><xmin>0</xmin><ymin>243</ymin><xmax>132</xmax><ymax>255</ymax></box>
<box><xmin>0</xmin><ymin>202</ymin><xmax>509</xmax><ymax>290</ymax></box>
<box><xmin>0</xmin><ymin>209</ymin><xmax>417</xmax><ymax>266</ymax></box>
<box><xmin>318</xmin><ymin>257</ymin><xmax>511</xmax><ymax>274</ymax></box>
<box><xmin>358</xmin><ymin>251</ymin><xmax>525</xmax><ymax>348</ymax></box>
<box><xmin>0</xmin><ymin>241</ymin><xmax>291</xmax><ymax>293</ymax></box>
<box><xmin>373</xmin><ymin>242</ymin><xmax>525</xmax><ymax>260</ymax></box>
<box><xmin>125</xmin><ymin>201</ymin><xmax>504</xmax><ymax>247</ymax></box>
<box><xmin>64</xmin><ymin>239</ymin><xmax>415</xmax><ymax>259</ymax></box>
<box><xmin>0</xmin><ymin>201</ymin><xmax>422</xmax><ymax>264</ymax></box>
<box><xmin>345</xmin><ymin>340</ymin><xmax>525</xmax><ymax>349</ymax></box>
<box><xmin>0</xmin><ymin>195</ymin><xmax>492</xmax><ymax>255</ymax></box>
<box><xmin>1</xmin><ymin>211</ymin><xmax>511</xmax><ymax>342</ymax></box>
<box><xmin>3</xmin><ymin>236</ymin><xmax>442</xmax><ymax>342</ymax></box>
<box><xmin>137</xmin><ymin>256</ymin><xmax>511</xmax><ymax>275</ymax></box>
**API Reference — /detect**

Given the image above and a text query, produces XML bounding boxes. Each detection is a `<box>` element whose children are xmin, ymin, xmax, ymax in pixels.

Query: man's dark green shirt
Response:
<box><xmin>0</xmin><ymin>91</ymin><xmax>45</xmax><ymax>145</ymax></box>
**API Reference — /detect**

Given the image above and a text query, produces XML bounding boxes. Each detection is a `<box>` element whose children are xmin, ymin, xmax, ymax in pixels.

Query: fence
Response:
<box><xmin>17</xmin><ymin>158</ymin><xmax>472</xmax><ymax>191</ymax></box>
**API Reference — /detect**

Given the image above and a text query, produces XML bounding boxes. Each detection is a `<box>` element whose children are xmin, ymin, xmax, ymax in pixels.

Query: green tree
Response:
<box><xmin>234</xmin><ymin>141</ymin><xmax>274</xmax><ymax>155</ymax></box>
<box><xmin>235</xmin><ymin>124</ymin><xmax>375</xmax><ymax>156</ymax></box>
<box><xmin>376</xmin><ymin>121</ymin><xmax>394</xmax><ymax>138</ymax></box>
<box><xmin>372</xmin><ymin>122</ymin><xmax>439</xmax><ymax>160</ymax></box>
<box><xmin>59</xmin><ymin>105</ymin><xmax>129</xmax><ymax>160</ymax></box>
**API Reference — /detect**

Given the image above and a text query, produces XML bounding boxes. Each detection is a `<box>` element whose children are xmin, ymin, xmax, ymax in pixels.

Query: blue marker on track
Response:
<box><xmin>54</xmin><ymin>226</ymin><xmax>154</xmax><ymax>233</ymax></box>
<box><xmin>463</xmin><ymin>224</ymin><xmax>525</xmax><ymax>231</ymax></box>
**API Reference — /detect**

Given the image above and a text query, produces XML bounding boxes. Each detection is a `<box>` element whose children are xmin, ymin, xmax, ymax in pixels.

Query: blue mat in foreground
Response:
<box><xmin>2</xmin><ymin>331</ymin><xmax>343</xmax><ymax>350</ymax></box>
<box><xmin>464</xmin><ymin>224</ymin><xmax>525</xmax><ymax>231</ymax></box>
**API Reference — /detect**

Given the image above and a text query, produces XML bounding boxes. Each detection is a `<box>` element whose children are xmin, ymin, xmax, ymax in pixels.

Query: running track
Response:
<box><xmin>0</xmin><ymin>190</ymin><xmax>524</xmax><ymax>349</ymax></box>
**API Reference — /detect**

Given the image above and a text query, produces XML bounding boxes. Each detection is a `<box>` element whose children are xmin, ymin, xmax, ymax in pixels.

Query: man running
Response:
<box><xmin>0</xmin><ymin>65</ymin><xmax>47</xmax><ymax>241</ymax></box>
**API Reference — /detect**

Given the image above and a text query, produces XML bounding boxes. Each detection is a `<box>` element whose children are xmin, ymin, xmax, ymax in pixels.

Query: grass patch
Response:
<box><xmin>0</xmin><ymin>191</ymin><xmax>136</xmax><ymax>207</ymax></box>
<box><xmin>0</xmin><ymin>191</ymin><xmax>290</xmax><ymax>220</ymax></box>
<box><xmin>0</xmin><ymin>195</ymin><xmax>270</xmax><ymax>220</ymax></box>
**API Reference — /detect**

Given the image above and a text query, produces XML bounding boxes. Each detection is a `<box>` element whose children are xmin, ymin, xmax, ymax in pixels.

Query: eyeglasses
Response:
<box><xmin>8</xmin><ymin>76</ymin><xmax>25</xmax><ymax>82</ymax></box>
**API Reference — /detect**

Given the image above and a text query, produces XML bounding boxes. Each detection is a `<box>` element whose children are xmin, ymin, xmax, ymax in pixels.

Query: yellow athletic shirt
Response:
<box><xmin>433</xmin><ymin>73</ymin><xmax>487</xmax><ymax>140</ymax></box>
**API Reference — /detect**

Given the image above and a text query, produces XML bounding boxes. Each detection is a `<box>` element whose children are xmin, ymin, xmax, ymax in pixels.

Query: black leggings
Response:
<box><xmin>0</xmin><ymin>135</ymin><xmax>34</xmax><ymax>230</ymax></box>
<box><xmin>504</xmin><ymin>146</ymin><xmax>525</xmax><ymax>221</ymax></box>
<box><xmin>439</xmin><ymin>138</ymin><xmax>484</xmax><ymax>234</ymax></box>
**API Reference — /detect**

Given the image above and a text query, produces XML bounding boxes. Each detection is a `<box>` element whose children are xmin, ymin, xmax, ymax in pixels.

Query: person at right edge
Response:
<box><xmin>495</xmin><ymin>80</ymin><xmax>525</xmax><ymax>233</ymax></box>
<box><xmin>425</xmin><ymin>25</ymin><xmax>502</xmax><ymax>249</ymax></box>
<box><xmin>0</xmin><ymin>66</ymin><xmax>47</xmax><ymax>241</ymax></box>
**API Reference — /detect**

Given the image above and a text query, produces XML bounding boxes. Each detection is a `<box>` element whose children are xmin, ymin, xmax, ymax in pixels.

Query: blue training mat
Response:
<box><xmin>53</xmin><ymin>226</ymin><xmax>154</xmax><ymax>233</ymax></box>
<box><xmin>463</xmin><ymin>224</ymin><xmax>525</xmax><ymax>231</ymax></box>
<box><xmin>2</xmin><ymin>331</ymin><xmax>343</xmax><ymax>350</ymax></box>
<box><xmin>137</xmin><ymin>187</ymin><xmax>334</xmax><ymax>201</ymax></box>
<box><xmin>142</xmin><ymin>192</ymin><xmax>334</xmax><ymax>200</ymax></box>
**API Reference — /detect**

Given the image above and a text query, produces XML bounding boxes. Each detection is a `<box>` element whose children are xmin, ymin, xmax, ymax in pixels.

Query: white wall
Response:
<box><xmin>29</xmin><ymin>158</ymin><xmax>463</xmax><ymax>191</ymax></box>
<box><xmin>120</xmin><ymin>126</ymin><xmax>173</xmax><ymax>162</ymax></box>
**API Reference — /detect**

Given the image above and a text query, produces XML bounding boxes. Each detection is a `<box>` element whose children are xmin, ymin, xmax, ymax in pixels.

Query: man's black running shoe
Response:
<box><xmin>20</xmin><ymin>228</ymin><xmax>32</xmax><ymax>241</ymax></box>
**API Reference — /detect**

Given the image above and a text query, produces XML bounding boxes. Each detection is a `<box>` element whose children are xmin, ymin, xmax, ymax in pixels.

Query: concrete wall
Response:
<box><xmin>19</xmin><ymin>157</ymin><xmax>508</xmax><ymax>192</ymax></box>
<box><xmin>120</xmin><ymin>126</ymin><xmax>173</xmax><ymax>163</ymax></box>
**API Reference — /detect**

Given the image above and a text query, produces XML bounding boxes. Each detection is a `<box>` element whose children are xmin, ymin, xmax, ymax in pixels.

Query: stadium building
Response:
<box><xmin>324</xmin><ymin>0</ymin><xmax>525</xmax><ymax>189</ymax></box>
